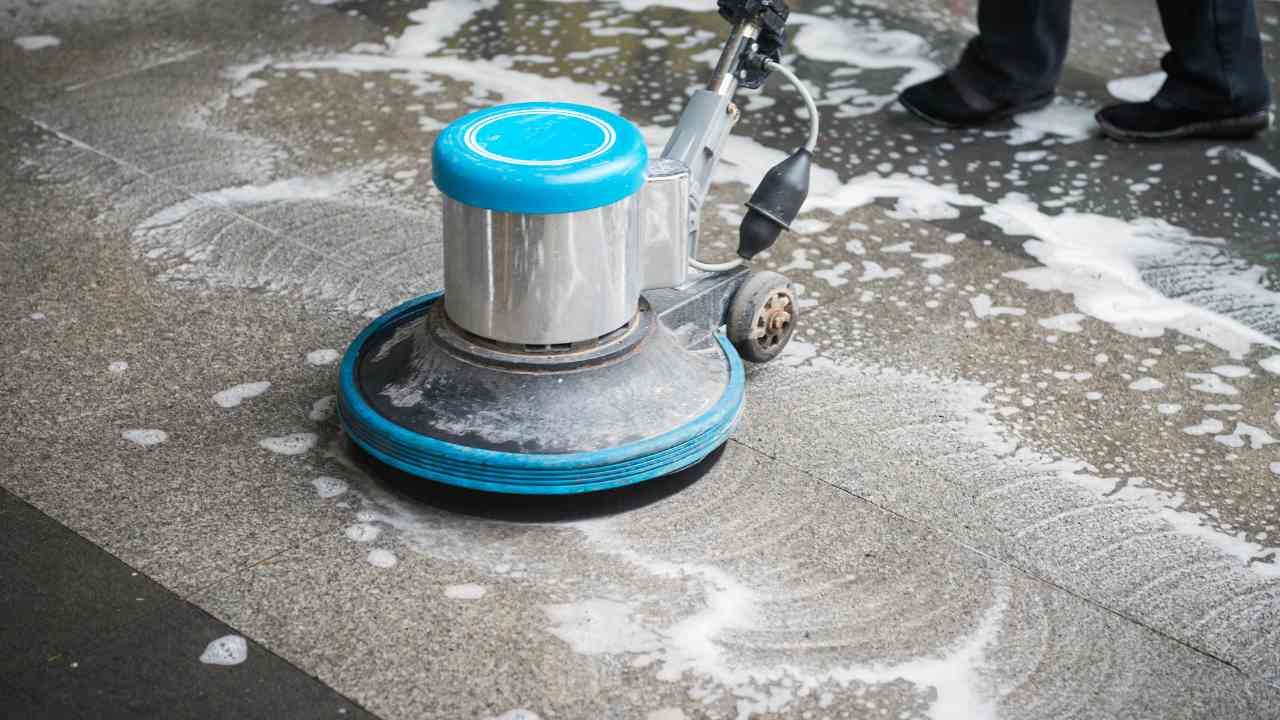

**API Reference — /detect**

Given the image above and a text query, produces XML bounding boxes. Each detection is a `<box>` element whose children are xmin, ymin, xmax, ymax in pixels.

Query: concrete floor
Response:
<box><xmin>2</xmin><ymin>0</ymin><xmax>1279</xmax><ymax>718</ymax></box>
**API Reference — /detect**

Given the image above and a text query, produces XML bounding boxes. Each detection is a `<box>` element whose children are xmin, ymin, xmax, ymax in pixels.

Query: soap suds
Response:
<box><xmin>259</xmin><ymin>433</ymin><xmax>318</xmax><ymax>455</ymax></box>
<box><xmin>1183</xmin><ymin>418</ymin><xmax>1226</xmax><ymax>436</ymax></box>
<box><xmin>444</xmin><ymin>583</ymin><xmax>488</xmax><ymax>600</ymax></box>
<box><xmin>14</xmin><ymin>35</ymin><xmax>61</xmax><ymax>51</ymax></box>
<box><xmin>393</xmin><ymin>0</ymin><xmax>497</xmax><ymax>57</ymax></box>
<box><xmin>492</xmin><ymin>711</ymin><xmax>541</xmax><ymax>720</ymax></box>
<box><xmin>306</xmin><ymin>348</ymin><xmax>341</xmax><ymax>366</ymax></box>
<box><xmin>108</xmin><ymin>361</ymin><xmax>129</xmax><ymax>373</ymax></box>
<box><xmin>367</xmin><ymin>548</ymin><xmax>399</xmax><ymax>568</ymax></box>
<box><xmin>1038</xmin><ymin>314</ymin><xmax>1085</xmax><ymax>333</ymax></box>
<box><xmin>213</xmin><ymin>381</ymin><xmax>271</xmax><ymax>408</ymax></box>
<box><xmin>1214</xmin><ymin>423</ymin><xmax>1276</xmax><ymax>450</ymax></box>
<box><xmin>1207</xmin><ymin>145</ymin><xmax>1280</xmax><ymax>180</ymax></box>
<box><xmin>1008</xmin><ymin>100</ymin><xmax>1098</xmax><ymax>144</ymax></box>
<box><xmin>1128</xmin><ymin>377</ymin><xmax>1165</xmax><ymax>392</ymax></box>
<box><xmin>122</xmin><ymin>429</ymin><xmax>169</xmax><ymax>446</ymax></box>
<box><xmin>981</xmin><ymin>197</ymin><xmax>1279</xmax><ymax>358</ymax></box>
<box><xmin>1211</xmin><ymin>365</ymin><xmax>1251</xmax><ymax>378</ymax></box>
<box><xmin>1106</xmin><ymin>72</ymin><xmax>1165</xmax><ymax>102</ymax></box>
<box><xmin>199</xmin><ymin>635</ymin><xmax>247</xmax><ymax>666</ymax></box>
<box><xmin>345</xmin><ymin>523</ymin><xmax>383</xmax><ymax>542</ymax></box>
<box><xmin>970</xmin><ymin>294</ymin><xmax>1025</xmax><ymax>319</ymax></box>
<box><xmin>312</xmin><ymin>476</ymin><xmax>349</xmax><ymax>498</ymax></box>
<box><xmin>310</xmin><ymin>395</ymin><xmax>337</xmax><ymax>422</ymax></box>
<box><xmin>1184</xmin><ymin>373</ymin><xmax>1239</xmax><ymax>396</ymax></box>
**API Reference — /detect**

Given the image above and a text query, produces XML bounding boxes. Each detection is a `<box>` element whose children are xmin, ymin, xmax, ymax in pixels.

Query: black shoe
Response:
<box><xmin>898</xmin><ymin>74</ymin><xmax>1054</xmax><ymax>129</ymax></box>
<box><xmin>1096</xmin><ymin>100</ymin><xmax>1272</xmax><ymax>142</ymax></box>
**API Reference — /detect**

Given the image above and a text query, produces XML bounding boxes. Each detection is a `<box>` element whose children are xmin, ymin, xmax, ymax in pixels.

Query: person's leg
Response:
<box><xmin>953</xmin><ymin>0</ymin><xmax>1073</xmax><ymax>104</ymax></box>
<box><xmin>1096</xmin><ymin>0</ymin><xmax>1271</xmax><ymax>141</ymax></box>
<box><xmin>1153</xmin><ymin>0</ymin><xmax>1270</xmax><ymax>114</ymax></box>
<box><xmin>899</xmin><ymin>0</ymin><xmax>1071</xmax><ymax>128</ymax></box>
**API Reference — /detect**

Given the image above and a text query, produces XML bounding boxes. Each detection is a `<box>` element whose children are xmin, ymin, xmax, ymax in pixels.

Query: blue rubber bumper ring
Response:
<box><xmin>337</xmin><ymin>293</ymin><xmax>744</xmax><ymax>495</ymax></box>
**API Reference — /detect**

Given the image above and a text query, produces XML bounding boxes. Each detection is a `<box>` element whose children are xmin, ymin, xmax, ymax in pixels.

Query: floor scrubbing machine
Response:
<box><xmin>338</xmin><ymin>0</ymin><xmax>819</xmax><ymax>494</ymax></box>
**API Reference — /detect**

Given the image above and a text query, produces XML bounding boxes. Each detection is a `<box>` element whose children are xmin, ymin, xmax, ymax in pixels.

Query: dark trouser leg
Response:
<box><xmin>1153</xmin><ymin>0</ymin><xmax>1271</xmax><ymax>114</ymax></box>
<box><xmin>952</xmin><ymin>0</ymin><xmax>1073</xmax><ymax>104</ymax></box>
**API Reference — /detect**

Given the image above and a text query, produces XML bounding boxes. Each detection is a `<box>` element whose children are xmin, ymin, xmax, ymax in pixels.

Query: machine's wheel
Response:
<box><xmin>727</xmin><ymin>271</ymin><xmax>797</xmax><ymax>363</ymax></box>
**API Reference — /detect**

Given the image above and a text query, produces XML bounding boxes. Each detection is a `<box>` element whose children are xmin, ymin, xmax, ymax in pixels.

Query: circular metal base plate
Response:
<box><xmin>338</xmin><ymin>292</ymin><xmax>744</xmax><ymax>494</ymax></box>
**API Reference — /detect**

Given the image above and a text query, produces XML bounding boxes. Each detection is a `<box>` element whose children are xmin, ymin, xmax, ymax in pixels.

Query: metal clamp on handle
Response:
<box><xmin>716</xmin><ymin>0</ymin><xmax>789</xmax><ymax>90</ymax></box>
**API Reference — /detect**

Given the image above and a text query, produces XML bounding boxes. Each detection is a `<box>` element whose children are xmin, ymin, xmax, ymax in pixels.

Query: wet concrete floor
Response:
<box><xmin>3</xmin><ymin>0</ymin><xmax>1280</xmax><ymax>717</ymax></box>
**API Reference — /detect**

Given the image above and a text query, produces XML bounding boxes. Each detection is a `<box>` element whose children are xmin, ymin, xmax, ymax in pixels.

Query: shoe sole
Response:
<box><xmin>1097</xmin><ymin>109</ymin><xmax>1272</xmax><ymax>142</ymax></box>
<box><xmin>899</xmin><ymin>94</ymin><xmax>1054</xmax><ymax>129</ymax></box>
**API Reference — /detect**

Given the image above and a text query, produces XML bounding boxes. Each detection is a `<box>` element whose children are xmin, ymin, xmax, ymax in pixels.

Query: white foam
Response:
<box><xmin>122</xmin><ymin>429</ymin><xmax>169</xmax><ymax>447</ymax></box>
<box><xmin>790</xmin><ymin>15</ymin><xmax>941</xmax><ymax>93</ymax></box>
<box><xmin>646</xmin><ymin>710</ymin><xmax>687</xmax><ymax>720</ymax></box>
<box><xmin>1211</xmin><ymin>365</ymin><xmax>1251</xmax><ymax>378</ymax></box>
<box><xmin>1156</xmin><ymin>403</ymin><xmax>1182</xmax><ymax>415</ymax></box>
<box><xmin>791</xmin><ymin>218</ymin><xmax>830</xmax><ymax>234</ymax></box>
<box><xmin>912</xmin><ymin>253</ymin><xmax>952</xmax><ymax>269</ymax></box>
<box><xmin>970</xmin><ymin>294</ymin><xmax>1025</xmax><ymax>319</ymax></box>
<box><xmin>858</xmin><ymin>261</ymin><xmax>902</xmax><ymax>282</ymax></box>
<box><xmin>981</xmin><ymin>198</ymin><xmax>1279</xmax><ymax>358</ymax></box>
<box><xmin>139</xmin><ymin>175</ymin><xmax>356</xmax><ymax>232</ymax></box>
<box><xmin>1008</xmin><ymin>100</ymin><xmax>1098</xmax><ymax>144</ymax></box>
<box><xmin>1038</xmin><ymin>313</ymin><xmax>1085</xmax><ymax>333</ymax></box>
<box><xmin>1128</xmin><ymin>377</ymin><xmax>1165</xmax><ymax>392</ymax></box>
<box><xmin>279</xmin><ymin>55</ymin><xmax>618</xmax><ymax>111</ymax></box>
<box><xmin>213</xmin><ymin>381</ymin><xmax>271</xmax><ymax>408</ymax></box>
<box><xmin>306</xmin><ymin>349</ymin><xmax>341</xmax><ymax>366</ymax></box>
<box><xmin>310</xmin><ymin>395</ymin><xmax>337</xmax><ymax>422</ymax></box>
<box><xmin>777</xmin><ymin>249</ymin><xmax>815</xmax><ymax>272</ymax></box>
<box><xmin>1272</xmin><ymin>462</ymin><xmax>1280</xmax><ymax>477</ymax></box>
<box><xmin>1203</xmin><ymin>404</ymin><xmax>1242</xmax><ymax>412</ymax></box>
<box><xmin>345</xmin><ymin>523</ymin><xmax>382</xmax><ymax>542</ymax></box>
<box><xmin>809</xmin><ymin>175</ymin><xmax>984</xmax><ymax>218</ymax></box>
<box><xmin>1183</xmin><ymin>418</ymin><xmax>1226</xmax><ymax>436</ymax></box>
<box><xmin>813</xmin><ymin>262</ymin><xmax>854</xmax><ymax>287</ymax></box>
<box><xmin>14</xmin><ymin>35</ymin><xmax>60</xmax><ymax>51</ymax></box>
<box><xmin>615</xmin><ymin>0</ymin><xmax>716</xmax><ymax>10</ymax></box>
<box><xmin>108</xmin><ymin>361</ymin><xmax>129</xmax><ymax>373</ymax></box>
<box><xmin>312</xmin><ymin>476</ymin><xmax>349</xmax><ymax>498</ymax></box>
<box><xmin>1106</xmin><ymin>72</ymin><xmax>1165</xmax><ymax>102</ymax></box>
<box><xmin>367</xmin><ymin>548</ymin><xmax>399</xmax><ymax>568</ymax></box>
<box><xmin>1260</xmin><ymin>355</ymin><xmax>1280</xmax><ymax>374</ymax></box>
<box><xmin>566</xmin><ymin>47</ymin><xmax>620</xmax><ymax>61</ymax></box>
<box><xmin>259</xmin><ymin>433</ymin><xmax>318</xmax><ymax>455</ymax></box>
<box><xmin>562</xmin><ymin>521</ymin><xmax>1009</xmax><ymax>720</ymax></box>
<box><xmin>1184</xmin><ymin>373</ymin><xmax>1239</xmax><ymax>396</ymax></box>
<box><xmin>1207</xmin><ymin>145</ymin><xmax>1280</xmax><ymax>180</ymax></box>
<box><xmin>29</xmin><ymin>312</ymin><xmax>46</xmax><ymax>320</ymax></box>
<box><xmin>444</xmin><ymin>583</ymin><xmax>488</xmax><ymax>600</ymax></box>
<box><xmin>1214</xmin><ymin>423</ymin><xmax>1276</xmax><ymax>450</ymax></box>
<box><xmin>199</xmin><ymin>635</ymin><xmax>247</xmax><ymax>666</ymax></box>
<box><xmin>492</xmin><ymin>711</ymin><xmax>541</xmax><ymax>720</ymax></box>
<box><xmin>394</xmin><ymin>0</ymin><xmax>497</xmax><ymax>57</ymax></box>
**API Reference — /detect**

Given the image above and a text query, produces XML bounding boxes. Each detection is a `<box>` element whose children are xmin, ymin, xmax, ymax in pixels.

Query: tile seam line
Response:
<box><xmin>724</xmin><ymin>436</ymin><xmax>1275</xmax><ymax>691</ymax></box>
<box><xmin>0</xmin><ymin>488</ymin><xmax>389</xmax><ymax>719</ymax></box>
<box><xmin>61</xmin><ymin>46</ymin><xmax>213</xmax><ymax>92</ymax></box>
<box><xmin>12</xmin><ymin>109</ymin><xmax>392</xmax><ymax>280</ymax></box>
<box><xmin>181</xmin><ymin>518</ymin><xmax>351</xmax><ymax>597</ymax></box>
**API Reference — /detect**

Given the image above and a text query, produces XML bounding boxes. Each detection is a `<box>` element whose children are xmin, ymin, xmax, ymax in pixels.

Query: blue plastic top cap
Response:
<box><xmin>432</xmin><ymin>102</ymin><xmax>648</xmax><ymax>215</ymax></box>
